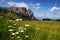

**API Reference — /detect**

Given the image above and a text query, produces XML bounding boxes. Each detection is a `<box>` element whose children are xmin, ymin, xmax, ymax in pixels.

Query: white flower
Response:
<box><xmin>19</xmin><ymin>27</ymin><xmax>23</xmax><ymax>30</ymax></box>
<box><xmin>19</xmin><ymin>19</ymin><xmax>22</xmax><ymax>21</ymax></box>
<box><xmin>18</xmin><ymin>27</ymin><xmax>23</xmax><ymax>31</ymax></box>
<box><xmin>18</xmin><ymin>27</ymin><xmax>24</xmax><ymax>32</ymax></box>
<box><xmin>20</xmin><ymin>30</ymin><xmax>24</xmax><ymax>32</ymax></box>
<box><xmin>25</xmin><ymin>24</ymin><xmax>29</xmax><ymax>27</ymax></box>
<box><xmin>15</xmin><ymin>19</ymin><xmax>22</xmax><ymax>21</ymax></box>
<box><xmin>15</xmin><ymin>19</ymin><xmax>20</xmax><ymax>21</ymax></box>
<box><xmin>8</xmin><ymin>29</ymin><xmax>13</xmax><ymax>32</ymax></box>
<box><xmin>12</xmin><ymin>27</ymin><xmax>15</xmax><ymax>29</ymax></box>
<box><xmin>11</xmin><ymin>33</ymin><xmax>15</xmax><ymax>35</ymax></box>
<box><xmin>14</xmin><ymin>24</ymin><xmax>16</xmax><ymax>25</ymax></box>
<box><xmin>15</xmin><ymin>32</ymin><xmax>19</xmax><ymax>34</ymax></box>
<box><xmin>17</xmin><ymin>36</ymin><xmax>20</xmax><ymax>38</ymax></box>
<box><xmin>25</xmin><ymin>35</ymin><xmax>29</xmax><ymax>37</ymax></box>
<box><xmin>8</xmin><ymin>26</ymin><xmax>12</xmax><ymax>28</ymax></box>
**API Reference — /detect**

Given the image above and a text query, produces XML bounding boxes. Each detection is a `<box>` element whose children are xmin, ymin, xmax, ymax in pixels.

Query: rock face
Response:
<box><xmin>0</xmin><ymin>7</ymin><xmax>36</xmax><ymax>20</ymax></box>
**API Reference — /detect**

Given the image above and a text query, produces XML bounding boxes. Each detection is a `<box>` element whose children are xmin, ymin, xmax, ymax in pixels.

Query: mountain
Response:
<box><xmin>0</xmin><ymin>7</ymin><xmax>36</xmax><ymax>20</ymax></box>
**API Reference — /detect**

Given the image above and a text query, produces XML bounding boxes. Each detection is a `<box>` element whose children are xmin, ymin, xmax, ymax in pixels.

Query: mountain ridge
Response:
<box><xmin>0</xmin><ymin>7</ymin><xmax>36</xmax><ymax>20</ymax></box>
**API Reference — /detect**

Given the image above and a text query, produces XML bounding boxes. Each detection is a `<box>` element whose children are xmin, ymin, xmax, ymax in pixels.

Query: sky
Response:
<box><xmin>0</xmin><ymin>0</ymin><xmax>60</xmax><ymax>19</ymax></box>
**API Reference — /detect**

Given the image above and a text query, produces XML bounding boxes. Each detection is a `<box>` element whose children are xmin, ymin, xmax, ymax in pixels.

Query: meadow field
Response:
<box><xmin>0</xmin><ymin>0</ymin><xmax>60</xmax><ymax>40</ymax></box>
<box><xmin>0</xmin><ymin>18</ymin><xmax>60</xmax><ymax>40</ymax></box>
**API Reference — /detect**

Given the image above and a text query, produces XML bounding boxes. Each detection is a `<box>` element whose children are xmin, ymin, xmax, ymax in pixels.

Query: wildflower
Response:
<box><xmin>19</xmin><ymin>19</ymin><xmax>22</xmax><ymax>21</ymax></box>
<box><xmin>25</xmin><ymin>35</ymin><xmax>29</xmax><ymax>37</ymax></box>
<box><xmin>8</xmin><ymin>26</ymin><xmax>12</xmax><ymax>28</ymax></box>
<box><xmin>8</xmin><ymin>29</ymin><xmax>13</xmax><ymax>32</ymax></box>
<box><xmin>11</xmin><ymin>33</ymin><xmax>15</xmax><ymax>35</ymax></box>
<box><xmin>25</xmin><ymin>24</ymin><xmax>29</xmax><ymax>27</ymax></box>
<box><xmin>15</xmin><ymin>19</ymin><xmax>22</xmax><ymax>21</ymax></box>
<box><xmin>9</xmin><ymin>20</ymin><xmax>13</xmax><ymax>22</ymax></box>
<box><xmin>19</xmin><ymin>27</ymin><xmax>23</xmax><ymax>30</ymax></box>
<box><xmin>15</xmin><ymin>32</ymin><xmax>19</xmax><ymax>34</ymax></box>
<box><xmin>14</xmin><ymin>24</ymin><xmax>16</xmax><ymax>25</ymax></box>
<box><xmin>12</xmin><ymin>27</ymin><xmax>15</xmax><ymax>29</ymax></box>
<box><xmin>18</xmin><ymin>27</ymin><xmax>24</xmax><ymax>32</ymax></box>
<box><xmin>15</xmin><ymin>19</ymin><xmax>20</xmax><ymax>21</ymax></box>
<box><xmin>17</xmin><ymin>36</ymin><xmax>20</xmax><ymax>38</ymax></box>
<box><xmin>20</xmin><ymin>30</ymin><xmax>24</xmax><ymax>32</ymax></box>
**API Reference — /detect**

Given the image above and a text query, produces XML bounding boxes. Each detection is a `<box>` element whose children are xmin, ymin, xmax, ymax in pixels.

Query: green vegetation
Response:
<box><xmin>0</xmin><ymin>9</ymin><xmax>60</xmax><ymax>40</ymax></box>
<box><xmin>0</xmin><ymin>17</ymin><xmax>60</xmax><ymax>40</ymax></box>
<box><xmin>0</xmin><ymin>8</ymin><xmax>20</xmax><ymax>20</ymax></box>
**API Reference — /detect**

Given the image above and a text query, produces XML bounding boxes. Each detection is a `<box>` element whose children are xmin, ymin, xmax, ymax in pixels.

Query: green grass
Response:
<box><xmin>0</xmin><ymin>19</ymin><xmax>60</xmax><ymax>40</ymax></box>
<box><xmin>0</xmin><ymin>8</ymin><xmax>60</xmax><ymax>40</ymax></box>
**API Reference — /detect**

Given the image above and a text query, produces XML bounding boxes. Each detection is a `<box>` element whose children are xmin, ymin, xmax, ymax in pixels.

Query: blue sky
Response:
<box><xmin>0</xmin><ymin>0</ymin><xmax>60</xmax><ymax>19</ymax></box>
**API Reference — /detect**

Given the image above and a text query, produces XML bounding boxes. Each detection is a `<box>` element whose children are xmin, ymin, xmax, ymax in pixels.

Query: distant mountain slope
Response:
<box><xmin>0</xmin><ymin>7</ymin><xmax>36</xmax><ymax>20</ymax></box>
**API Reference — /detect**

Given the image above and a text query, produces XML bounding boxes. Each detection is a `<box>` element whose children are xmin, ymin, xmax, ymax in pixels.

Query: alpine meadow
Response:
<box><xmin>0</xmin><ymin>0</ymin><xmax>60</xmax><ymax>40</ymax></box>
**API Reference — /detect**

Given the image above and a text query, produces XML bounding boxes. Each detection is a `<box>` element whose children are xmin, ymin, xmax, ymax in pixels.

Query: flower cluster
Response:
<box><xmin>8</xmin><ymin>20</ymin><xmax>29</xmax><ymax>40</ymax></box>
<box><xmin>15</xmin><ymin>19</ymin><xmax>22</xmax><ymax>21</ymax></box>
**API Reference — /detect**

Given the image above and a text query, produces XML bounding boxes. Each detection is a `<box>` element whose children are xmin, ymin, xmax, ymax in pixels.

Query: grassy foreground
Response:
<box><xmin>0</xmin><ymin>19</ymin><xmax>60</xmax><ymax>40</ymax></box>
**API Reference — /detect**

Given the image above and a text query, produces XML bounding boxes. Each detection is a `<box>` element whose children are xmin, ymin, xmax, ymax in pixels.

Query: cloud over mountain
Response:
<box><xmin>7</xmin><ymin>1</ymin><xmax>28</xmax><ymax>9</ymax></box>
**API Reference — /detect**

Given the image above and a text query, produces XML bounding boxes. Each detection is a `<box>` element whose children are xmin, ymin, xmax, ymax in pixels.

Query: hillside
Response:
<box><xmin>0</xmin><ymin>7</ymin><xmax>36</xmax><ymax>20</ymax></box>
<box><xmin>0</xmin><ymin>19</ymin><xmax>60</xmax><ymax>40</ymax></box>
<box><xmin>0</xmin><ymin>7</ymin><xmax>60</xmax><ymax>40</ymax></box>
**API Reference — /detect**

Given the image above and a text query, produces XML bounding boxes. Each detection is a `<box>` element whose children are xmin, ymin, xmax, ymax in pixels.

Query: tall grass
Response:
<box><xmin>0</xmin><ymin>18</ymin><xmax>60</xmax><ymax>40</ymax></box>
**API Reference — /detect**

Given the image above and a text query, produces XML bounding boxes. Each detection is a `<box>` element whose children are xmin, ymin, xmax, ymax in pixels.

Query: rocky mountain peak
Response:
<box><xmin>0</xmin><ymin>7</ymin><xmax>36</xmax><ymax>20</ymax></box>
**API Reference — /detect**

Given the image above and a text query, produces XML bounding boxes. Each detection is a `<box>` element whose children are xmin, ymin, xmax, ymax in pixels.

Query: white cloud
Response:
<box><xmin>33</xmin><ymin>6</ymin><xmax>40</xmax><ymax>9</ymax></box>
<box><xmin>28</xmin><ymin>2</ymin><xmax>40</xmax><ymax>6</ymax></box>
<box><xmin>7</xmin><ymin>1</ymin><xmax>28</xmax><ymax>9</ymax></box>
<box><xmin>7</xmin><ymin>1</ymin><xmax>41</xmax><ymax>10</ymax></box>
<box><xmin>50</xmin><ymin>6</ymin><xmax>60</xmax><ymax>12</ymax></box>
<box><xmin>28</xmin><ymin>3</ymin><xmax>41</xmax><ymax>9</ymax></box>
<box><xmin>7</xmin><ymin>1</ymin><xmax>14</xmax><ymax>6</ymax></box>
<box><xmin>34</xmin><ymin>12</ymin><xmax>60</xmax><ymax>19</ymax></box>
<box><xmin>36</xmin><ymin>3</ymin><xmax>40</xmax><ymax>6</ymax></box>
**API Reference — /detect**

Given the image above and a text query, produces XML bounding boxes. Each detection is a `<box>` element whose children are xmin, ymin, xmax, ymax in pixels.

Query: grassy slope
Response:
<box><xmin>12</xmin><ymin>21</ymin><xmax>60</xmax><ymax>40</ymax></box>
<box><xmin>0</xmin><ymin>20</ymin><xmax>60</xmax><ymax>40</ymax></box>
<box><xmin>14</xmin><ymin>21</ymin><xmax>60</xmax><ymax>29</ymax></box>
<box><xmin>0</xmin><ymin>9</ymin><xmax>60</xmax><ymax>40</ymax></box>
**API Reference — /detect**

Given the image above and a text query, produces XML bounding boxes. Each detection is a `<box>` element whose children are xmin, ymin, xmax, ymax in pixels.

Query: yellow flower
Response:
<box><xmin>25</xmin><ymin>24</ymin><xmax>29</xmax><ymax>27</ymax></box>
